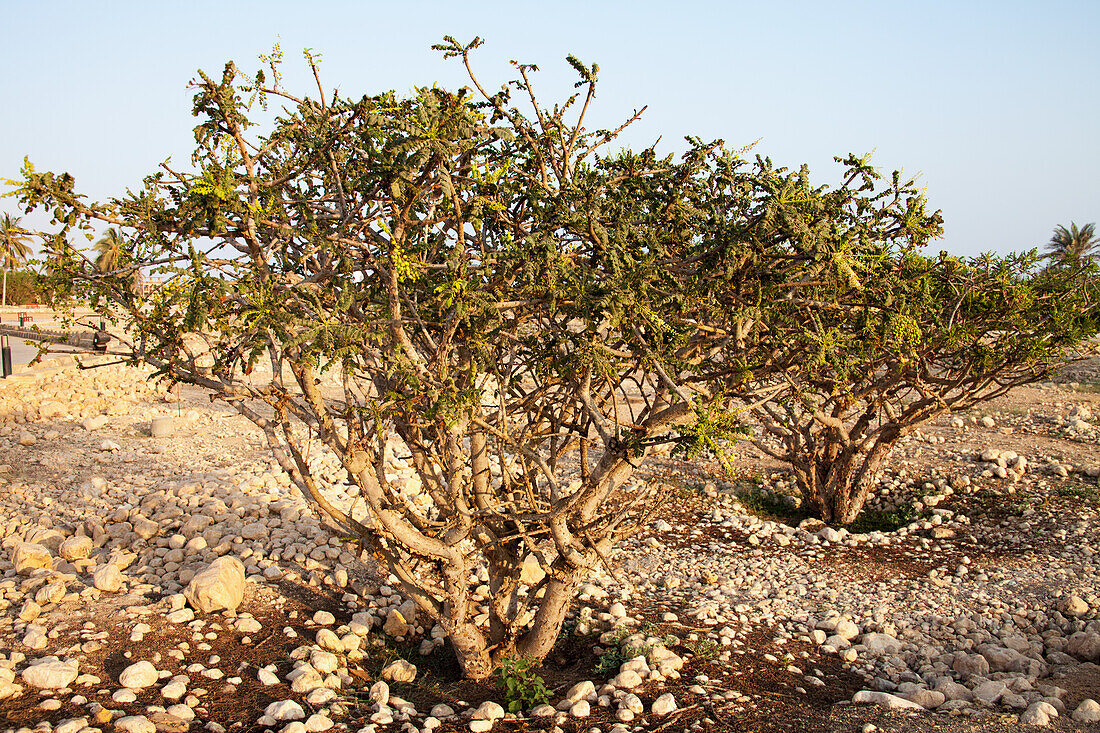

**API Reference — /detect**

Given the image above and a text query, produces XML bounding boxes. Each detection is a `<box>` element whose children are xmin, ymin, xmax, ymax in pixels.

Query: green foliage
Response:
<box><xmin>684</xmin><ymin>637</ymin><xmax>720</xmax><ymax>661</ymax></box>
<box><xmin>496</xmin><ymin>656</ymin><xmax>550</xmax><ymax>713</ymax></box>
<box><xmin>734</xmin><ymin>486</ymin><xmax>807</xmax><ymax>523</ymax></box>
<box><xmin>593</xmin><ymin>645</ymin><xmax>632</xmax><ymax>677</ymax></box>
<box><xmin>669</xmin><ymin>400</ymin><xmax>751</xmax><ymax>474</ymax></box>
<box><xmin>1046</xmin><ymin>222</ymin><xmax>1099</xmax><ymax>263</ymax></box>
<box><xmin>846</xmin><ymin>504</ymin><xmax>926</xmax><ymax>533</ymax></box>
<box><xmin>1057</xmin><ymin>482</ymin><xmax>1100</xmax><ymax>502</ymax></box>
<box><xmin>3</xmin><ymin>270</ymin><xmax>43</xmax><ymax>305</ymax></box>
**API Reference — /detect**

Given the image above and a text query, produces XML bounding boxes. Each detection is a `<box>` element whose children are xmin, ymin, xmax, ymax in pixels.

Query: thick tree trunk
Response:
<box><xmin>516</xmin><ymin>577</ymin><xmax>575</xmax><ymax>662</ymax></box>
<box><xmin>442</xmin><ymin>575</ymin><xmax>577</xmax><ymax>680</ymax></box>
<box><xmin>447</xmin><ymin>622</ymin><xmax>496</xmax><ymax>680</ymax></box>
<box><xmin>794</xmin><ymin>441</ymin><xmax>895</xmax><ymax>524</ymax></box>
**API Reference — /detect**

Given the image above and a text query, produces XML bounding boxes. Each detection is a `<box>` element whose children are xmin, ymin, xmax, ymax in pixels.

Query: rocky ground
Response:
<box><xmin>0</xmin><ymin>355</ymin><xmax>1098</xmax><ymax>733</ymax></box>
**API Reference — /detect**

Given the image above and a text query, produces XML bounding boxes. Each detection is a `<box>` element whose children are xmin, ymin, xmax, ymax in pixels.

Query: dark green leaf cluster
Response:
<box><xmin>496</xmin><ymin>655</ymin><xmax>550</xmax><ymax>713</ymax></box>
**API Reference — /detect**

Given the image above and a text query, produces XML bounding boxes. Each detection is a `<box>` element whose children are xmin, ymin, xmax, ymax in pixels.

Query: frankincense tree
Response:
<box><xmin>10</xmin><ymin>40</ymin><xmax>758</xmax><ymax>678</ymax></box>
<box><xmin>679</xmin><ymin>152</ymin><xmax>1100</xmax><ymax>523</ymax></box>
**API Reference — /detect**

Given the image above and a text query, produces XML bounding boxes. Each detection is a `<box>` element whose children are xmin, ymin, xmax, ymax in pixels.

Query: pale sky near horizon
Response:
<box><xmin>2</xmin><ymin>0</ymin><xmax>1097</xmax><ymax>258</ymax></box>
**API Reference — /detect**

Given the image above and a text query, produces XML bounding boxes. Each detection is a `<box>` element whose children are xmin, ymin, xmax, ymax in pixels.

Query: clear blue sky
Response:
<box><xmin>3</xmin><ymin>0</ymin><xmax>1097</xmax><ymax>257</ymax></box>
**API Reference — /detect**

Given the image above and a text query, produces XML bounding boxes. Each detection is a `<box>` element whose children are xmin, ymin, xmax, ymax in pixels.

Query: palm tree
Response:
<box><xmin>1046</xmin><ymin>222</ymin><xmax>1099</xmax><ymax>263</ymax></box>
<box><xmin>0</xmin><ymin>214</ymin><xmax>33</xmax><ymax>307</ymax></box>
<box><xmin>93</xmin><ymin>228</ymin><xmax>126</xmax><ymax>273</ymax></box>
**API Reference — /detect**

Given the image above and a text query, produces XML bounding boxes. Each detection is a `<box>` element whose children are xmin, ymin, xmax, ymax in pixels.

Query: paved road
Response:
<box><xmin>0</xmin><ymin>308</ymin><xmax>99</xmax><ymax>369</ymax></box>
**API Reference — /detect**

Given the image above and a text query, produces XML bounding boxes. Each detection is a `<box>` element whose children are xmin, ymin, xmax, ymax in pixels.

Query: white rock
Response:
<box><xmin>833</xmin><ymin>619</ymin><xmax>860</xmax><ymax>641</ymax></box>
<box><xmin>859</xmin><ymin>633</ymin><xmax>902</xmax><ymax>654</ymax></box>
<box><xmin>1073</xmin><ymin>699</ymin><xmax>1100</xmax><ymax>722</ymax></box>
<box><xmin>167</xmin><ymin>704</ymin><xmax>195</xmax><ymax>721</ymax></box>
<box><xmin>236</xmin><ymin>617</ymin><xmax>262</xmax><ymax>634</ymax></box>
<box><xmin>112</xmin><ymin>688</ymin><xmax>137</xmax><ymax>703</ymax></box>
<box><xmin>58</xmin><ymin>535</ymin><xmax>93</xmax><ymax>561</ymax></box>
<box><xmin>305</xmin><ymin>687</ymin><xmax>336</xmax><ymax>705</ymax></box>
<box><xmin>12</xmin><ymin>543</ymin><xmax>52</xmax><ymax>574</ymax></box>
<box><xmin>424</xmin><ymin>704</ymin><xmax>452</xmax><ymax>719</ymax></box>
<box><xmin>114</xmin><ymin>716</ymin><xmax>156</xmax><ymax>733</ymax></box>
<box><xmin>304</xmin><ymin>713</ymin><xmax>334</xmax><ymax>732</ymax></box>
<box><xmin>1067</xmin><ymin>631</ymin><xmax>1100</xmax><ymax>661</ymax></box>
<box><xmin>17</xmin><ymin>600</ymin><xmax>41</xmax><ymax>623</ymax></box>
<box><xmin>184</xmin><ymin>556</ymin><xmax>246</xmax><ymax>613</ymax></box>
<box><xmin>93</xmin><ymin>564</ymin><xmax>124</xmax><ymax>592</ymax></box>
<box><xmin>651</xmin><ymin>692</ymin><xmax>677</xmax><ymax>716</ymax></box>
<box><xmin>383</xmin><ymin>608</ymin><xmax>409</xmax><ymax>636</ymax></box>
<box><xmin>119</xmin><ymin>660</ymin><xmax>159</xmax><ymax>689</ymax></box>
<box><xmin>369</xmin><ymin>680</ymin><xmax>390</xmax><ymax>705</ymax></box>
<box><xmin>1020</xmin><ymin>702</ymin><xmax>1052</xmax><ymax>726</ymax></box>
<box><xmin>166</xmin><ymin>608</ymin><xmax>195</xmax><ymax>624</ymax></box>
<box><xmin>312</xmin><ymin>610</ymin><xmax>335</xmax><ymax>625</ymax></box>
<box><xmin>852</xmin><ymin>691</ymin><xmax>924</xmax><ymax>710</ymax></box>
<box><xmin>265</xmin><ymin>699</ymin><xmax>306</xmax><ymax>721</ymax></box>
<box><xmin>310</xmin><ymin>650</ymin><xmax>338</xmax><ymax>674</ymax></box>
<box><xmin>258</xmin><ymin>668</ymin><xmax>280</xmax><ymax>686</ymax></box>
<box><xmin>150</xmin><ymin>416</ymin><xmax>174</xmax><ymax>437</ymax></box>
<box><xmin>611</xmin><ymin>669</ymin><xmax>643</xmax><ymax>689</ymax></box>
<box><xmin>23</xmin><ymin>626</ymin><xmax>47</xmax><ymax>650</ymax></box>
<box><xmin>380</xmin><ymin>659</ymin><xmax>417</xmax><ymax>683</ymax></box>
<box><xmin>519</xmin><ymin>555</ymin><xmax>546</xmax><ymax>585</ymax></box>
<box><xmin>972</xmin><ymin>680</ymin><xmax>1008</xmax><ymax>705</ymax></box>
<box><xmin>21</xmin><ymin>658</ymin><xmax>78</xmax><ymax>689</ymax></box>
<box><xmin>952</xmin><ymin>652</ymin><xmax>990</xmax><ymax>678</ymax></box>
<box><xmin>315</xmin><ymin>627</ymin><xmax>342</xmax><ymax>652</ymax></box>
<box><xmin>53</xmin><ymin>718</ymin><xmax>88</xmax><ymax>733</ymax></box>
<box><xmin>472</xmin><ymin>701</ymin><xmax>504</xmax><ymax>721</ymax></box>
<box><xmin>82</xmin><ymin>415</ymin><xmax>109</xmax><ymax>430</ymax></box>
<box><xmin>161</xmin><ymin>679</ymin><xmax>187</xmax><ymax>700</ymax></box>
<box><xmin>132</xmin><ymin>517</ymin><xmax>160</xmax><ymax>540</ymax></box>
<box><xmin>565</xmin><ymin>680</ymin><xmax>596</xmax><ymax>702</ymax></box>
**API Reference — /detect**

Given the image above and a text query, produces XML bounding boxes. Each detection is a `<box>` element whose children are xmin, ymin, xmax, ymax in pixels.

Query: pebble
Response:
<box><xmin>115</xmin><ymin>716</ymin><xmax>156</xmax><ymax>733</ymax></box>
<box><xmin>265</xmin><ymin>699</ymin><xmax>306</xmax><ymax>721</ymax></box>
<box><xmin>651</xmin><ymin>692</ymin><xmax>677</xmax><ymax>716</ymax></box>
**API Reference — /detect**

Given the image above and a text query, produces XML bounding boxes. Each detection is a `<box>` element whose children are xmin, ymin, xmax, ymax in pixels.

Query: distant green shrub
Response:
<box><xmin>3</xmin><ymin>270</ymin><xmax>42</xmax><ymax>305</ymax></box>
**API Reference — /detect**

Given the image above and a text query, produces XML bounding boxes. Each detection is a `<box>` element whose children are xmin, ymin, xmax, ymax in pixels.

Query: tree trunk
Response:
<box><xmin>443</xmin><ymin>575</ymin><xmax>575</xmax><ymax>679</ymax></box>
<box><xmin>2</xmin><ymin>268</ymin><xmax>7</xmax><ymax>308</ymax></box>
<box><xmin>447</xmin><ymin>622</ymin><xmax>497</xmax><ymax>680</ymax></box>
<box><xmin>794</xmin><ymin>442</ymin><xmax>894</xmax><ymax>524</ymax></box>
<box><xmin>516</xmin><ymin>576</ymin><xmax>575</xmax><ymax>662</ymax></box>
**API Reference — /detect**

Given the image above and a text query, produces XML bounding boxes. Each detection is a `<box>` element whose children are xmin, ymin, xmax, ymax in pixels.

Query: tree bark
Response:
<box><xmin>446</xmin><ymin>621</ymin><xmax>496</xmax><ymax>680</ymax></box>
<box><xmin>516</xmin><ymin>576</ymin><xmax>575</xmax><ymax>662</ymax></box>
<box><xmin>794</xmin><ymin>440</ymin><xmax>895</xmax><ymax>524</ymax></box>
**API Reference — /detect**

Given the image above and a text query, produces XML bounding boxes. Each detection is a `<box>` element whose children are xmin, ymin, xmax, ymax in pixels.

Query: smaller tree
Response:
<box><xmin>731</xmin><ymin>245</ymin><xmax>1098</xmax><ymax>524</ymax></box>
<box><xmin>1046</xmin><ymin>222</ymin><xmax>1099</xmax><ymax>264</ymax></box>
<box><xmin>0</xmin><ymin>213</ymin><xmax>33</xmax><ymax>306</ymax></box>
<box><xmin>2</xmin><ymin>269</ymin><xmax>42</xmax><ymax>305</ymax></box>
<box><xmin>676</xmin><ymin>155</ymin><xmax>1100</xmax><ymax>524</ymax></box>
